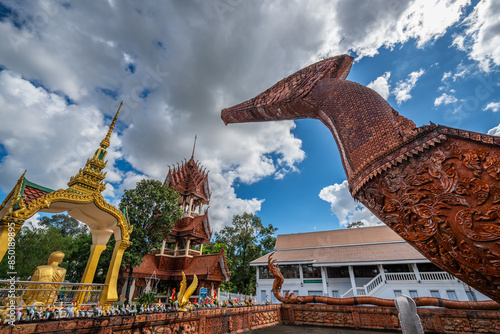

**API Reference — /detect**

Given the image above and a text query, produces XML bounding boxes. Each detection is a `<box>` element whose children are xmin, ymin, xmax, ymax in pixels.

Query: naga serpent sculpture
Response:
<box><xmin>267</xmin><ymin>253</ymin><xmax>499</xmax><ymax>309</ymax></box>
<box><xmin>222</xmin><ymin>54</ymin><xmax>500</xmax><ymax>305</ymax></box>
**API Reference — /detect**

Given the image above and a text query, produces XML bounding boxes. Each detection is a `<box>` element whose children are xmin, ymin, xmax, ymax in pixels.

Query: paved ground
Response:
<box><xmin>247</xmin><ymin>324</ymin><xmax>398</xmax><ymax>333</ymax></box>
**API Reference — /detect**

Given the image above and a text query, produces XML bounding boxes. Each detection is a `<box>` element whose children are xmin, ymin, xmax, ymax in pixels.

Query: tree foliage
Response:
<box><xmin>118</xmin><ymin>179</ymin><xmax>183</xmax><ymax>301</ymax></box>
<box><xmin>210</xmin><ymin>213</ymin><xmax>277</xmax><ymax>295</ymax></box>
<box><xmin>0</xmin><ymin>215</ymin><xmax>93</xmax><ymax>280</ymax></box>
<box><xmin>346</xmin><ymin>221</ymin><xmax>365</xmax><ymax>229</ymax></box>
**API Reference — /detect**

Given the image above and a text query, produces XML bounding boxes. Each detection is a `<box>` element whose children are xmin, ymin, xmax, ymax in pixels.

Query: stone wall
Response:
<box><xmin>281</xmin><ymin>304</ymin><xmax>500</xmax><ymax>333</ymax></box>
<box><xmin>0</xmin><ymin>305</ymin><xmax>281</xmax><ymax>334</ymax></box>
<box><xmin>1</xmin><ymin>304</ymin><xmax>499</xmax><ymax>333</ymax></box>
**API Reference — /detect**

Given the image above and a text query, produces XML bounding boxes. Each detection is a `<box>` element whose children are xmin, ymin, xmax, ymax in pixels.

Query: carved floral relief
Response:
<box><xmin>357</xmin><ymin>138</ymin><xmax>500</xmax><ymax>301</ymax></box>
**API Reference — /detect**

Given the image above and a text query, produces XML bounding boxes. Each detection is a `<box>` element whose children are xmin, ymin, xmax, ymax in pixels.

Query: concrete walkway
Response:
<box><xmin>248</xmin><ymin>324</ymin><xmax>398</xmax><ymax>333</ymax></box>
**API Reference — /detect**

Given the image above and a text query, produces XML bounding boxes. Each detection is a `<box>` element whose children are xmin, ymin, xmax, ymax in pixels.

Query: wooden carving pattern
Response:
<box><xmin>251</xmin><ymin>309</ymin><xmax>279</xmax><ymax>327</ymax></box>
<box><xmin>357</xmin><ymin>137</ymin><xmax>500</xmax><ymax>301</ymax></box>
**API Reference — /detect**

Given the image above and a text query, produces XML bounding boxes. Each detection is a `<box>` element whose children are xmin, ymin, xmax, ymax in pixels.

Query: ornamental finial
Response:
<box><xmin>100</xmin><ymin>101</ymin><xmax>123</xmax><ymax>148</ymax></box>
<box><xmin>191</xmin><ymin>135</ymin><xmax>197</xmax><ymax>159</ymax></box>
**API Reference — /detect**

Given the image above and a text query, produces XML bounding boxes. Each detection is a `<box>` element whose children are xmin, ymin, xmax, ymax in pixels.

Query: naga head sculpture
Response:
<box><xmin>221</xmin><ymin>54</ymin><xmax>417</xmax><ymax>192</ymax></box>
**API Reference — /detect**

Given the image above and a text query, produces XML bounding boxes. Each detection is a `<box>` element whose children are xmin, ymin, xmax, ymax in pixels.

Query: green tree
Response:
<box><xmin>119</xmin><ymin>179</ymin><xmax>182</xmax><ymax>303</ymax></box>
<box><xmin>346</xmin><ymin>221</ymin><xmax>365</xmax><ymax>229</ymax></box>
<box><xmin>212</xmin><ymin>213</ymin><xmax>277</xmax><ymax>295</ymax></box>
<box><xmin>39</xmin><ymin>214</ymin><xmax>89</xmax><ymax>237</ymax></box>
<box><xmin>0</xmin><ymin>215</ymin><xmax>90</xmax><ymax>280</ymax></box>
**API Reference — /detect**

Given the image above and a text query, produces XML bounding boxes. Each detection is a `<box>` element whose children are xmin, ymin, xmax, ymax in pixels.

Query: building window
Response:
<box><xmin>302</xmin><ymin>264</ymin><xmax>322</xmax><ymax>278</ymax></box>
<box><xmin>446</xmin><ymin>290</ymin><xmax>458</xmax><ymax>301</ymax></box>
<box><xmin>430</xmin><ymin>290</ymin><xmax>441</xmax><ymax>298</ymax></box>
<box><xmin>327</xmin><ymin>266</ymin><xmax>350</xmax><ymax>278</ymax></box>
<box><xmin>332</xmin><ymin>290</ymin><xmax>339</xmax><ymax>298</ymax></box>
<box><xmin>465</xmin><ymin>290</ymin><xmax>477</xmax><ymax>301</ymax></box>
<box><xmin>409</xmin><ymin>290</ymin><xmax>418</xmax><ymax>298</ymax></box>
<box><xmin>308</xmin><ymin>291</ymin><xmax>323</xmax><ymax>296</ymax></box>
<box><xmin>260</xmin><ymin>290</ymin><xmax>267</xmax><ymax>302</ymax></box>
<box><xmin>417</xmin><ymin>263</ymin><xmax>442</xmax><ymax>272</ymax></box>
<box><xmin>384</xmin><ymin>264</ymin><xmax>412</xmax><ymax>273</ymax></box>
<box><xmin>279</xmin><ymin>265</ymin><xmax>300</xmax><ymax>279</ymax></box>
<box><xmin>394</xmin><ymin>290</ymin><xmax>403</xmax><ymax>297</ymax></box>
<box><xmin>353</xmin><ymin>265</ymin><xmax>379</xmax><ymax>277</ymax></box>
<box><xmin>259</xmin><ymin>266</ymin><xmax>274</xmax><ymax>279</ymax></box>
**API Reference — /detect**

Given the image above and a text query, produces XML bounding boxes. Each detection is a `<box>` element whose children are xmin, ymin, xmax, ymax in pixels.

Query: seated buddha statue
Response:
<box><xmin>23</xmin><ymin>251</ymin><xmax>67</xmax><ymax>306</ymax></box>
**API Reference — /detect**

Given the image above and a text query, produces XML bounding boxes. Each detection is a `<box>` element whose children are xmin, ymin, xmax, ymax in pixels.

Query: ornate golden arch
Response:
<box><xmin>0</xmin><ymin>102</ymin><xmax>132</xmax><ymax>305</ymax></box>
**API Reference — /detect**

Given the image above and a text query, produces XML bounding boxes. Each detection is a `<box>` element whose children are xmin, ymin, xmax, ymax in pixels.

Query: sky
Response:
<box><xmin>0</xmin><ymin>0</ymin><xmax>499</xmax><ymax>236</ymax></box>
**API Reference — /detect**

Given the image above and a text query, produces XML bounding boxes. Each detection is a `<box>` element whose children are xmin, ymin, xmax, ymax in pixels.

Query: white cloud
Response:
<box><xmin>367</xmin><ymin>72</ymin><xmax>391</xmax><ymax>99</ymax></box>
<box><xmin>452</xmin><ymin>0</ymin><xmax>500</xmax><ymax>71</ymax></box>
<box><xmin>331</xmin><ymin>0</ymin><xmax>470</xmax><ymax>59</ymax></box>
<box><xmin>0</xmin><ymin>70</ymin><xmax>120</xmax><ymax>191</ymax></box>
<box><xmin>393</xmin><ymin>69</ymin><xmax>425</xmax><ymax>105</ymax></box>
<box><xmin>0</xmin><ymin>0</ymin><xmax>485</xmax><ymax>232</ymax></box>
<box><xmin>488</xmin><ymin>124</ymin><xmax>500</xmax><ymax>136</ymax></box>
<box><xmin>484</xmin><ymin>102</ymin><xmax>500</xmax><ymax>112</ymax></box>
<box><xmin>318</xmin><ymin>180</ymin><xmax>382</xmax><ymax>228</ymax></box>
<box><xmin>434</xmin><ymin>93</ymin><xmax>460</xmax><ymax>106</ymax></box>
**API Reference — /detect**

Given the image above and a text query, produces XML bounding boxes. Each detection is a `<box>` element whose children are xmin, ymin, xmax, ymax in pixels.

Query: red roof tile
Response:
<box><xmin>22</xmin><ymin>185</ymin><xmax>50</xmax><ymax>205</ymax></box>
<box><xmin>164</xmin><ymin>157</ymin><xmax>210</xmax><ymax>203</ymax></box>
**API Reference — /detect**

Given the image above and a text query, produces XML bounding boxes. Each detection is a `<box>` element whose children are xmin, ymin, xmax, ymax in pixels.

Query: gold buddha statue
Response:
<box><xmin>23</xmin><ymin>251</ymin><xmax>67</xmax><ymax>306</ymax></box>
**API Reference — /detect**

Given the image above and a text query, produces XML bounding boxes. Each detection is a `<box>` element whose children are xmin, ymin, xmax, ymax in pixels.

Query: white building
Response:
<box><xmin>250</xmin><ymin>225</ymin><xmax>489</xmax><ymax>304</ymax></box>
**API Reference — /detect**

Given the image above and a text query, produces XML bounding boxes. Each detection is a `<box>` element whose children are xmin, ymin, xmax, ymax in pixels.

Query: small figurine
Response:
<box><xmin>35</xmin><ymin>307</ymin><xmax>43</xmax><ymax>320</ymax></box>
<box><xmin>65</xmin><ymin>303</ymin><xmax>74</xmax><ymax>318</ymax></box>
<box><xmin>56</xmin><ymin>305</ymin><xmax>64</xmax><ymax>319</ymax></box>
<box><xmin>15</xmin><ymin>305</ymin><xmax>23</xmax><ymax>323</ymax></box>
<box><xmin>26</xmin><ymin>302</ymin><xmax>36</xmax><ymax>322</ymax></box>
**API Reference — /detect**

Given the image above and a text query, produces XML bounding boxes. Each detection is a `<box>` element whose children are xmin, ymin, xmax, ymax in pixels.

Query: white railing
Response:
<box><xmin>420</xmin><ymin>271</ymin><xmax>456</xmax><ymax>281</ymax></box>
<box><xmin>0</xmin><ymin>280</ymin><xmax>106</xmax><ymax>308</ymax></box>
<box><xmin>218</xmin><ymin>291</ymin><xmax>256</xmax><ymax>301</ymax></box>
<box><xmin>341</xmin><ymin>288</ymin><xmax>354</xmax><ymax>298</ymax></box>
<box><xmin>364</xmin><ymin>273</ymin><xmax>384</xmax><ymax>294</ymax></box>
<box><xmin>385</xmin><ymin>272</ymin><xmax>417</xmax><ymax>281</ymax></box>
<box><xmin>339</xmin><ymin>271</ymin><xmax>456</xmax><ymax>298</ymax></box>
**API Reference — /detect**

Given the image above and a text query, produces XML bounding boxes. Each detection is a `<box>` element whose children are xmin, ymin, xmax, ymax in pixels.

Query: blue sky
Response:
<box><xmin>0</xmin><ymin>0</ymin><xmax>499</xmax><ymax>236</ymax></box>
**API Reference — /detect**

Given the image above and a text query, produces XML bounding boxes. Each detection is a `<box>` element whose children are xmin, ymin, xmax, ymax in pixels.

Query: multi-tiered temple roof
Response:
<box><xmin>127</xmin><ymin>140</ymin><xmax>229</xmax><ymax>299</ymax></box>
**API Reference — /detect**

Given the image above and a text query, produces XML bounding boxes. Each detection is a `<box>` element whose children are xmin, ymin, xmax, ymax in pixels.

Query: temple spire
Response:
<box><xmin>67</xmin><ymin>103</ymin><xmax>123</xmax><ymax>195</ymax></box>
<box><xmin>100</xmin><ymin>101</ymin><xmax>123</xmax><ymax>149</ymax></box>
<box><xmin>191</xmin><ymin>135</ymin><xmax>197</xmax><ymax>159</ymax></box>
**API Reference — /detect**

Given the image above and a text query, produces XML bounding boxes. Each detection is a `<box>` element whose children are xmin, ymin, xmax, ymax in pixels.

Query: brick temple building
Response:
<box><xmin>120</xmin><ymin>147</ymin><xmax>230</xmax><ymax>301</ymax></box>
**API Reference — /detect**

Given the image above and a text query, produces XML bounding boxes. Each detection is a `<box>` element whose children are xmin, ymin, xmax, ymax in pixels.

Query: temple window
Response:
<box><xmin>259</xmin><ymin>266</ymin><xmax>274</xmax><ymax>279</ymax></box>
<box><xmin>417</xmin><ymin>263</ymin><xmax>442</xmax><ymax>272</ymax></box>
<box><xmin>326</xmin><ymin>266</ymin><xmax>350</xmax><ymax>278</ymax></box>
<box><xmin>353</xmin><ymin>265</ymin><xmax>378</xmax><ymax>277</ymax></box>
<box><xmin>301</xmin><ymin>264</ymin><xmax>321</xmax><ymax>278</ymax></box>
<box><xmin>279</xmin><ymin>265</ymin><xmax>299</xmax><ymax>279</ymax></box>
<box><xmin>383</xmin><ymin>264</ymin><xmax>412</xmax><ymax>273</ymax></box>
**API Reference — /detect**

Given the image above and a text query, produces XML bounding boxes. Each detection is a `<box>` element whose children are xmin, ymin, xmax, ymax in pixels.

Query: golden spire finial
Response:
<box><xmin>100</xmin><ymin>101</ymin><xmax>123</xmax><ymax>148</ymax></box>
<box><xmin>191</xmin><ymin>135</ymin><xmax>197</xmax><ymax>159</ymax></box>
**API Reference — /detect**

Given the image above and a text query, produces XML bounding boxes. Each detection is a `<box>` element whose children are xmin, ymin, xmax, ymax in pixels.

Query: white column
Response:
<box><xmin>412</xmin><ymin>263</ymin><xmax>421</xmax><ymax>282</ymax></box>
<box><xmin>199</xmin><ymin>244</ymin><xmax>203</xmax><ymax>254</ymax></box>
<box><xmin>299</xmin><ymin>265</ymin><xmax>304</xmax><ymax>294</ymax></box>
<box><xmin>160</xmin><ymin>240</ymin><xmax>166</xmax><ymax>255</ymax></box>
<box><xmin>348</xmin><ymin>265</ymin><xmax>357</xmax><ymax>296</ymax></box>
<box><xmin>321</xmin><ymin>267</ymin><xmax>328</xmax><ymax>296</ymax></box>
<box><xmin>378</xmin><ymin>264</ymin><xmax>386</xmax><ymax>282</ymax></box>
<box><xmin>188</xmin><ymin>197</ymin><xmax>194</xmax><ymax>217</ymax></box>
<box><xmin>185</xmin><ymin>238</ymin><xmax>191</xmax><ymax>256</ymax></box>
